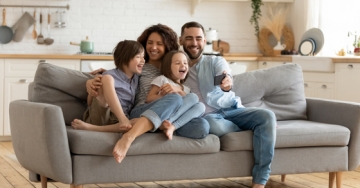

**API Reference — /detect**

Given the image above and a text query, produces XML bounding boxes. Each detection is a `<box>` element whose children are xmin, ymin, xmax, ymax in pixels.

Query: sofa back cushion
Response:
<box><xmin>232</xmin><ymin>64</ymin><xmax>307</xmax><ymax>120</ymax></box>
<box><xmin>30</xmin><ymin>63</ymin><xmax>93</xmax><ymax>125</ymax></box>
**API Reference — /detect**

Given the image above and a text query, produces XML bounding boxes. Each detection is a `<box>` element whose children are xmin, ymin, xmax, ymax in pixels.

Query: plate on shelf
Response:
<box><xmin>299</xmin><ymin>39</ymin><xmax>315</xmax><ymax>56</ymax></box>
<box><xmin>301</xmin><ymin>28</ymin><xmax>324</xmax><ymax>55</ymax></box>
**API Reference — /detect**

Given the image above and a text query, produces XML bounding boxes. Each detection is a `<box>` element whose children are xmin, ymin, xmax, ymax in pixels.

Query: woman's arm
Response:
<box><xmin>146</xmin><ymin>85</ymin><xmax>164</xmax><ymax>103</ymax></box>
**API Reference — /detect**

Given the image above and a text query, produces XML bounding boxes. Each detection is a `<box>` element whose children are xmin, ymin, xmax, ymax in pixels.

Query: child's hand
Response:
<box><xmin>86</xmin><ymin>75</ymin><xmax>102</xmax><ymax>97</ymax></box>
<box><xmin>158</xmin><ymin>83</ymin><xmax>180</xmax><ymax>95</ymax></box>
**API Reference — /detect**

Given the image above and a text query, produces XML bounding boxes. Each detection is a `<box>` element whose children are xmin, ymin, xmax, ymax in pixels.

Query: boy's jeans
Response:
<box><xmin>204</xmin><ymin>107</ymin><xmax>276</xmax><ymax>185</ymax></box>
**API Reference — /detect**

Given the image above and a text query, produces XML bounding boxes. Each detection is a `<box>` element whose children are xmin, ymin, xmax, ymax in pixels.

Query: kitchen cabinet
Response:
<box><xmin>0</xmin><ymin>60</ymin><xmax>4</xmax><ymax>136</ymax></box>
<box><xmin>1</xmin><ymin>59</ymin><xmax>80</xmax><ymax>137</ymax></box>
<box><xmin>258</xmin><ymin>61</ymin><xmax>292</xmax><ymax>70</ymax></box>
<box><xmin>303</xmin><ymin>72</ymin><xmax>335</xmax><ymax>100</ymax></box>
<box><xmin>228</xmin><ymin>61</ymin><xmax>258</xmax><ymax>75</ymax></box>
<box><xmin>335</xmin><ymin>63</ymin><xmax>360</xmax><ymax>103</ymax></box>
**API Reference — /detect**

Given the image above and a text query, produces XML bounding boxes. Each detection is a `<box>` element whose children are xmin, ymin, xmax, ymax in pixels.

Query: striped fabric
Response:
<box><xmin>135</xmin><ymin>63</ymin><xmax>161</xmax><ymax>107</ymax></box>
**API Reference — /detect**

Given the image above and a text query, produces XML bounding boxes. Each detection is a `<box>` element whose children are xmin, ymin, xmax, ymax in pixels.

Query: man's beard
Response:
<box><xmin>183</xmin><ymin>45</ymin><xmax>203</xmax><ymax>60</ymax></box>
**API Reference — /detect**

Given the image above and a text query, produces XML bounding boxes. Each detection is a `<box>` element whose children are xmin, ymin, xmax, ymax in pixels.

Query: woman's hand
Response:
<box><xmin>86</xmin><ymin>75</ymin><xmax>102</xmax><ymax>97</ymax></box>
<box><xmin>90</xmin><ymin>68</ymin><xmax>107</xmax><ymax>75</ymax></box>
<box><xmin>159</xmin><ymin>83</ymin><xmax>184</xmax><ymax>96</ymax></box>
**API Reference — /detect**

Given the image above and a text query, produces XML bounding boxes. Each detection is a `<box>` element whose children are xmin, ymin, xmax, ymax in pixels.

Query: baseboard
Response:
<box><xmin>0</xmin><ymin>136</ymin><xmax>12</xmax><ymax>142</ymax></box>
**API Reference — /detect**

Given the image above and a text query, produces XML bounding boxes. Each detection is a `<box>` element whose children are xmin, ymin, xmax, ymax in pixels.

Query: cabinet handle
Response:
<box><xmin>229</xmin><ymin>61</ymin><xmax>236</xmax><ymax>64</ymax></box>
<box><xmin>304</xmin><ymin>83</ymin><xmax>308</xmax><ymax>87</ymax></box>
<box><xmin>262</xmin><ymin>62</ymin><xmax>267</xmax><ymax>65</ymax></box>
<box><xmin>348</xmin><ymin>64</ymin><xmax>353</xmax><ymax>68</ymax></box>
<box><xmin>19</xmin><ymin>79</ymin><xmax>28</xmax><ymax>83</ymax></box>
<box><xmin>321</xmin><ymin>85</ymin><xmax>327</xmax><ymax>89</ymax></box>
<box><xmin>283</xmin><ymin>62</ymin><xmax>287</xmax><ymax>64</ymax></box>
<box><xmin>39</xmin><ymin>60</ymin><xmax>47</xmax><ymax>63</ymax></box>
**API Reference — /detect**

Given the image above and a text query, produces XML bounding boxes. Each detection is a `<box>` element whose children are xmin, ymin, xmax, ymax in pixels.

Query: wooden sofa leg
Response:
<box><xmin>329</xmin><ymin>172</ymin><xmax>335</xmax><ymax>188</ymax></box>
<box><xmin>70</xmin><ymin>184</ymin><xmax>83</xmax><ymax>188</ymax></box>
<box><xmin>281</xmin><ymin>174</ymin><xmax>286</xmax><ymax>182</ymax></box>
<box><xmin>336</xmin><ymin>172</ymin><xmax>343</xmax><ymax>188</ymax></box>
<box><xmin>40</xmin><ymin>175</ymin><xmax>47</xmax><ymax>188</ymax></box>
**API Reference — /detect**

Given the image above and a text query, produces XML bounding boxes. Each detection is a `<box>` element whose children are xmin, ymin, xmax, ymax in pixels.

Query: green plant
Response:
<box><xmin>250</xmin><ymin>0</ymin><xmax>263</xmax><ymax>39</ymax></box>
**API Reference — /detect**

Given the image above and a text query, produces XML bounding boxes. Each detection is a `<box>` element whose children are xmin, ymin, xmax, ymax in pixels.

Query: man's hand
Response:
<box><xmin>90</xmin><ymin>68</ymin><xmax>107</xmax><ymax>75</ymax></box>
<box><xmin>220</xmin><ymin>71</ymin><xmax>232</xmax><ymax>92</ymax></box>
<box><xmin>86</xmin><ymin>75</ymin><xmax>102</xmax><ymax>97</ymax></box>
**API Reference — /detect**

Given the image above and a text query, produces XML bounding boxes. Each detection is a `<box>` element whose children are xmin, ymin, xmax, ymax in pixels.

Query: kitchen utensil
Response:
<box><xmin>44</xmin><ymin>13</ymin><xmax>54</xmax><ymax>45</ymax></box>
<box><xmin>11</xmin><ymin>11</ymin><xmax>36</xmax><ymax>42</ymax></box>
<box><xmin>299</xmin><ymin>39</ymin><xmax>315</xmax><ymax>56</ymax></box>
<box><xmin>70</xmin><ymin>36</ymin><xmax>94</xmax><ymax>53</ymax></box>
<box><xmin>32</xmin><ymin>10</ymin><xmax>37</xmax><ymax>39</ymax></box>
<box><xmin>213</xmin><ymin>40</ymin><xmax>230</xmax><ymax>54</ymax></box>
<box><xmin>37</xmin><ymin>12</ymin><xmax>44</xmax><ymax>44</ymax></box>
<box><xmin>301</xmin><ymin>28</ymin><xmax>324</xmax><ymax>55</ymax></box>
<box><xmin>0</xmin><ymin>8</ymin><xmax>13</xmax><ymax>44</ymax></box>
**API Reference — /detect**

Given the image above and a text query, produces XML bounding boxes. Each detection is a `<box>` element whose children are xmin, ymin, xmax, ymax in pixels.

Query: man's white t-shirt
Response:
<box><xmin>151</xmin><ymin>75</ymin><xmax>191</xmax><ymax>94</ymax></box>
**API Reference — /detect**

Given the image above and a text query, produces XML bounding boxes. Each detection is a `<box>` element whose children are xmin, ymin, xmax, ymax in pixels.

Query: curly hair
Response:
<box><xmin>137</xmin><ymin>24</ymin><xmax>179</xmax><ymax>62</ymax></box>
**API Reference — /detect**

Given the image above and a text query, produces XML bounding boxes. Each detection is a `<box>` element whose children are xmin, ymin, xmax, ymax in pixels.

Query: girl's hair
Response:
<box><xmin>113</xmin><ymin>40</ymin><xmax>144</xmax><ymax>70</ymax></box>
<box><xmin>137</xmin><ymin>24</ymin><xmax>179</xmax><ymax>62</ymax></box>
<box><xmin>161</xmin><ymin>50</ymin><xmax>190</xmax><ymax>89</ymax></box>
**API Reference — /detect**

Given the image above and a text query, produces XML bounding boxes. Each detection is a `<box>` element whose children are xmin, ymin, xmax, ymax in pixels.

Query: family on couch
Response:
<box><xmin>70</xmin><ymin>21</ymin><xmax>277</xmax><ymax>188</ymax></box>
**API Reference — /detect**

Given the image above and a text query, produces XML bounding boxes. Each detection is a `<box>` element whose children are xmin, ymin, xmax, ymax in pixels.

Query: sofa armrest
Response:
<box><xmin>306</xmin><ymin>98</ymin><xmax>360</xmax><ymax>171</ymax></box>
<box><xmin>9</xmin><ymin>100</ymin><xmax>72</xmax><ymax>184</ymax></box>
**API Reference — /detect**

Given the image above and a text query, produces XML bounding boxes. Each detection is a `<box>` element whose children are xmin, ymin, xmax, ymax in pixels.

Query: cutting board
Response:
<box><xmin>212</xmin><ymin>40</ymin><xmax>230</xmax><ymax>54</ymax></box>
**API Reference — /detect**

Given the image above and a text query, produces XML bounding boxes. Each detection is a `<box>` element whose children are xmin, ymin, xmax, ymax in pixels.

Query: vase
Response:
<box><xmin>273</xmin><ymin>41</ymin><xmax>286</xmax><ymax>56</ymax></box>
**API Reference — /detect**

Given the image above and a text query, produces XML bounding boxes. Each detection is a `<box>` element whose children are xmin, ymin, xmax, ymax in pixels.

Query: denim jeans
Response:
<box><xmin>130</xmin><ymin>93</ymin><xmax>210</xmax><ymax>139</ymax></box>
<box><xmin>169</xmin><ymin>93</ymin><xmax>205</xmax><ymax>130</ymax></box>
<box><xmin>204</xmin><ymin>107</ymin><xmax>276</xmax><ymax>185</ymax></box>
<box><xmin>130</xmin><ymin>93</ymin><xmax>182</xmax><ymax>132</ymax></box>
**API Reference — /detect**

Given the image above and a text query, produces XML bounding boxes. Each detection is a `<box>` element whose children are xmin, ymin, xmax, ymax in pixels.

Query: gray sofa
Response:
<box><xmin>9</xmin><ymin>63</ymin><xmax>360</xmax><ymax>188</ymax></box>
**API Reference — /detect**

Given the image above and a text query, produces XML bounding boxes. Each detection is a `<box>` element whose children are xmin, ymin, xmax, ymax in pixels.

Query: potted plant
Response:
<box><xmin>250</xmin><ymin>0</ymin><xmax>263</xmax><ymax>39</ymax></box>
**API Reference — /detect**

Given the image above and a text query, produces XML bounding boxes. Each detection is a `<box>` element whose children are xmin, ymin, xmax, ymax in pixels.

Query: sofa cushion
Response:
<box><xmin>220</xmin><ymin>120</ymin><xmax>350</xmax><ymax>151</ymax></box>
<box><xmin>31</xmin><ymin>63</ymin><xmax>93</xmax><ymax>125</ymax></box>
<box><xmin>233</xmin><ymin>64</ymin><xmax>307</xmax><ymax>120</ymax></box>
<box><xmin>66</xmin><ymin>127</ymin><xmax>220</xmax><ymax>156</ymax></box>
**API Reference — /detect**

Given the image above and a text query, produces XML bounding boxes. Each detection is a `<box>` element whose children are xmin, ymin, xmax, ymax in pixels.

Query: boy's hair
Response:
<box><xmin>137</xmin><ymin>24</ymin><xmax>179</xmax><ymax>62</ymax></box>
<box><xmin>113</xmin><ymin>40</ymin><xmax>144</xmax><ymax>70</ymax></box>
<box><xmin>161</xmin><ymin>50</ymin><xmax>190</xmax><ymax>87</ymax></box>
<box><xmin>180</xmin><ymin>21</ymin><xmax>205</xmax><ymax>37</ymax></box>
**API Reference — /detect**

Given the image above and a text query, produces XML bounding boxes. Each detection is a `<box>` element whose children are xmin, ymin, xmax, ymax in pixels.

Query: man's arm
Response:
<box><xmin>214</xmin><ymin>57</ymin><xmax>233</xmax><ymax>92</ymax></box>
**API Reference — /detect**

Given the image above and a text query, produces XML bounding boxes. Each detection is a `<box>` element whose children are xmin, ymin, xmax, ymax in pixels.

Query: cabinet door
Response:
<box><xmin>0</xmin><ymin>60</ymin><xmax>4</xmax><ymax>135</ymax></box>
<box><xmin>258</xmin><ymin>61</ymin><xmax>290</xmax><ymax>70</ymax></box>
<box><xmin>3</xmin><ymin>77</ymin><xmax>34</xmax><ymax>136</ymax></box>
<box><xmin>228</xmin><ymin>61</ymin><xmax>258</xmax><ymax>75</ymax></box>
<box><xmin>335</xmin><ymin>63</ymin><xmax>360</xmax><ymax>102</ymax></box>
<box><xmin>303</xmin><ymin>82</ymin><xmax>316</xmax><ymax>98</ymax></box>
<box><xmin>315</xmin><ymin>83</ymin><xmax>334</xmax><ymax>100</ymax></box>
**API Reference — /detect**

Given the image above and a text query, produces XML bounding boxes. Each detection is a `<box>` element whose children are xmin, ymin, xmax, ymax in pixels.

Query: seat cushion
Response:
<box><xmin>67</xmin><ymin>127</ymin><xmax>220</xmax><ymax>156</ymax></box>
<box><xmin>220</xmin><ymin>120</ymin><xmax>350</xmax><ymax>151</ymax></box>
<box><xmin>233</xmin><ymin>64</ymin><xmax>307</xmax><ymax>120</ymax></box>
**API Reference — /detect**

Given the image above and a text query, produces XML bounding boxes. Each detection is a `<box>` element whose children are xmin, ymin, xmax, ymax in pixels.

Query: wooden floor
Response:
<box><xmin>1</xmin><ymin>141</ymin><xmax>360</xmax><ymax>188</ymax></box>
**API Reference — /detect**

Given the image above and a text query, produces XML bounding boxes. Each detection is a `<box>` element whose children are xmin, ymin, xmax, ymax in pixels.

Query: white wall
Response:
<box><xmin>0</xmin><ymin>0</ymin><xmax>262</xmax><ymax>54</ymax></box>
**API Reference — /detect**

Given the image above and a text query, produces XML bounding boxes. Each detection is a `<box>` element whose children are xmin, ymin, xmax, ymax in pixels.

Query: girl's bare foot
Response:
<box><xmin>117</xmin><ymin>123</ymin><xmax>132</xmax><ymax>132</ymax></box>
<box><xmin>162</xmin><ymin>120</ymin><xmax>176</xmax><ymax>140</ymax></box>
<box><xmin>113</xmin><ymin>134</ymin><xmax>135</xmax><ymax>163</ymax></box>
<box><xmin>71</xmin><ymin>119</ymin><xmax>96</xmax><ymax>130</ymax></box>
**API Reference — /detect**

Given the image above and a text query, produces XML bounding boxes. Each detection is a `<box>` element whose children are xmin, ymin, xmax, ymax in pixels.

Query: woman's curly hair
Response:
<box><xmin>137</xmin><ymin>24</ymin><xmax>179</xmax><ymax>62</ymax></box>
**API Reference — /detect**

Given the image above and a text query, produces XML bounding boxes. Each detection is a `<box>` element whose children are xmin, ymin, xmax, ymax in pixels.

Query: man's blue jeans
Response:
<box><xmin>130</xmin><ymin>93</ymin><xmax>209</xmax><ymax>139</ymax></box>
<box><xmin>204</xmin><ymin>107</ymin><xmax>276</xmax><ymax>185</ymax></box>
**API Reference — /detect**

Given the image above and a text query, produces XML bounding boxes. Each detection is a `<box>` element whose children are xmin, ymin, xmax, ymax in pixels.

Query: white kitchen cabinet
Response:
<box><xmin>2</xmin><ymin>59</ymin><xmax>80</xmax><ymax>137</ymax></box>
<box><xmin>228</xmin><ymin>61</ymin><xmax>258</xmax><ymax>75</ymax></box>
<box><xmin>0</xmin><ymin>60</ymin><xmax>4</xmax><ymax>136</ymax></box>
<box><xmin>258</xmin><ymin>61</ymin><xmax>292</xmax><ymax>70</ymax></box>
<box><xmin>335</xmin><ymin>63</ymin><xmax>360</xmax><ymax>103</ymax></box>
<box><xmin>303</xmin><ymin>72</ymin><xmax>335</xmax><ymax>100</ymax></box>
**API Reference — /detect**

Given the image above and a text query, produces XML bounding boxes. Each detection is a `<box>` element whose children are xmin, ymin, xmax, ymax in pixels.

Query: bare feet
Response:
<box><xmin>161</xmin><ymin>120</ymin><xmax>176</xmax><ymax>140</ymax></box>
<box><xmin>113</xmin><ymin>134</ymin><xmax>135</xmax><ymax>163</ymax></box>
<box><xmin>117</xmin><ymin>123</ymin><xmax>132</xmax><ymax>133</ymax></box>
<box><xmin>71</xmin><ymin>119</ymin><xmax>96</xmax><ymax>130</ymax></box>
<box><xmin>130</xmin><ymin>118</ymin><xmax>140</xmax><ymax>125</ymax></box>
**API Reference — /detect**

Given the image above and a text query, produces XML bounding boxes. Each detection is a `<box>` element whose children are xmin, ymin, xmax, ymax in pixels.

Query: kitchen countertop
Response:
<box><xmin>1</xmin><ymin>54</ymin><xmax>360</xmax><ymax>63</ymax></box>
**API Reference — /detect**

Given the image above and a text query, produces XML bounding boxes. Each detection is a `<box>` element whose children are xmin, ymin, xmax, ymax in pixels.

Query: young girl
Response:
<box><xmin>146</xmin><ymin>50</ymin><xmax>205</xmax><ymax>140</ymax></box>
<box><xmin>71</xmin><ymin>40</ymin><xmax>145</xmax><ymax>132</ymax></box>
